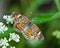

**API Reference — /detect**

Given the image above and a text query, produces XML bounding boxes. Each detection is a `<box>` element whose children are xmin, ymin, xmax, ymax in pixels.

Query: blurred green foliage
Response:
<box><xmin>0</xmin><ymin>0</ymin><xmax>60</xmax><ymax>48</ymax></box>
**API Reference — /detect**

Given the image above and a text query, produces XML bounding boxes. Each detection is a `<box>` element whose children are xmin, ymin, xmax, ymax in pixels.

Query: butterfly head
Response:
<box><xmin>12</xmin><ymin>12</ymin><xmax>22</xmax><ymax>21</ymax></box>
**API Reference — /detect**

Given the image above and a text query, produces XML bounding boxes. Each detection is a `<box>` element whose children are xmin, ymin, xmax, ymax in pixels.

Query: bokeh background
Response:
<box><xmin>0</xmin><ymin>0</ymin><xmax>60</xmax><ymax>48</ymax></box>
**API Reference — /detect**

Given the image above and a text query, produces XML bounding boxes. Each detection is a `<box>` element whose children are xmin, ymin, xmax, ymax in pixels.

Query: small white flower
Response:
<box><xmin>0</xmin><ymin>37</ymin><xmax>9</xmax><ymax>47</ymax></box>
<box><xmin>0</xmin><ymin>22</ymin><xmax>3</xmax><ymax>26</ymax></box>
<box><xmin>11</xmin><ymin>46</ymin><xmax>16</xmax><ymax>48</ymax></box>
<box><xmin>3</xmin><ymin>15</ymin><xmax>7</xmax><ymax>19</ymax></box>
<box><xmin>4</xmin><ymin>26</ymin><xmax>8</xmax><ymax>31</ymax></box>
<box><xmin>0</xmin><ymin>22</ymin><xmax>8</xmax><ymax>34</ymax></box>
<box><xmin>3</xmin><ymin>15</ymin><xmax>14</xmax><ymax>24</ymax></box>
<box><xmin>9</xmin><ymin>33</ymin><xmax>20</xmax><ymax>42</ymax></box>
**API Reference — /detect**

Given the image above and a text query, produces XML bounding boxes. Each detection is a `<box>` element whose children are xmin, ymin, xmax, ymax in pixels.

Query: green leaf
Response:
<box><xmin>31</xmin><ymin>13</ymin><xmax>54</xmax><ymax>24</ymax></box>
<box><xmin>31</xmin><ymin>12</ymin><xmax>60</xmax><ymax>24</ymax></box>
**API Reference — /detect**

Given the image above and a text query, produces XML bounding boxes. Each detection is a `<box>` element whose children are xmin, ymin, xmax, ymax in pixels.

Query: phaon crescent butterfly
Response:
<box><xmin>12</xmin><ymin>12</ymin><xmax>44</xmax><ymax>40</ymax></box>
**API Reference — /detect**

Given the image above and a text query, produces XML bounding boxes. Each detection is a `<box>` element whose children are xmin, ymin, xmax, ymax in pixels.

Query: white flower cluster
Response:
<box><xmin>0</xmin><ymin>33</ymin><xmax>20</xmax><ymax>48</ymax></box>
<box><xmin>9</xmin><ymin>33</ymin><xmax>20</xmax><ymax>42</ymax></box>
<box><xmin>0</xmin><ymin>15</ymin><xmax>20</xmax><ymax>48</ymax></box>
<box><xmin>3</xmin><ymin>15</ymin><xmax>14</xmax><ymax>24</ymax></box>
<box><xmin>0</xmin><ymin>37</ymin><xmax>9</xmax><ymax>48</ymax></box>
<box><xmin>0</xmin><ymin>22</ymin><xmax>8</xmax><ymax>34</ymax></box>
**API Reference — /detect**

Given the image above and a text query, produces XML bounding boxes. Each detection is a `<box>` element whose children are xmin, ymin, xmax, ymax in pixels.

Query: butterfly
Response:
<box><xmin>12</xmin><ymin>12</ymin><xmax>44</xmax><ymax>40</ymax></box>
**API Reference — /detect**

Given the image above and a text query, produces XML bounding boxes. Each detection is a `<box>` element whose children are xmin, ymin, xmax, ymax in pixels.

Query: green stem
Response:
<box><xmin>54</xmin><ymin>0</ymin><xmax>60</xmax><ymax>11</ymax></box>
